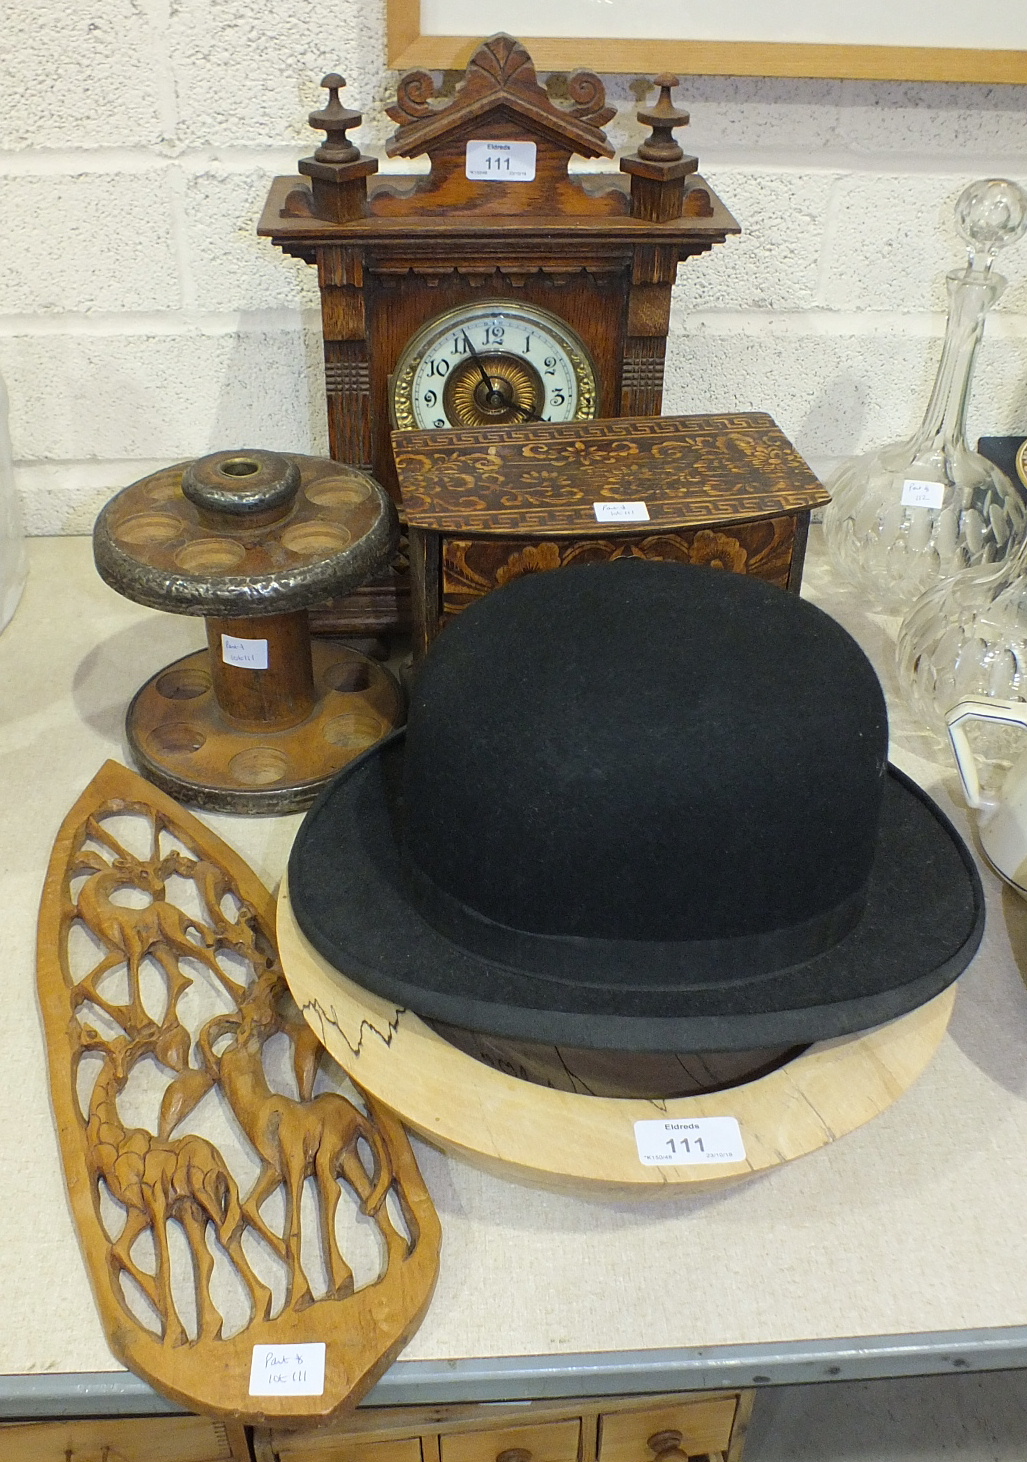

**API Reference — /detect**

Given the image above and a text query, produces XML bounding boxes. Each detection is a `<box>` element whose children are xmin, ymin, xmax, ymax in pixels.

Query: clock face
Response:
<box><xmin>391</xmin><ymin>300</ymin><xmax>598</xmax><ymax>432</ymax></box>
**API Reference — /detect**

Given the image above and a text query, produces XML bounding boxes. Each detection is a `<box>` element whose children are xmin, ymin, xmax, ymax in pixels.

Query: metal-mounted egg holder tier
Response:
<box><xmin>93</xmin><ymin>449</ymin><xmax>403</xmax><ymax>814</ymax></box>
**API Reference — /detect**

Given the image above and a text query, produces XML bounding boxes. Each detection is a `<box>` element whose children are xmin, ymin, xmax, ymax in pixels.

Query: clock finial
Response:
<box><xmin>309</xmin><ymin>73</ymin><xmax>362</xmax><ymax>164</ymax></box>
<box><xmin>621</xmin><ymin>73</ymin><xmax>708</xmax><ymax>222</ymax></box>
<box><xmin>292</xmin><ymin>70</ymin><xmax>378</xmax><ymax>223</ymax></box>
<box><xmin>636</xmin><ymin>74</ymin><xmax>689</xmax><ymax>163</ymax></box>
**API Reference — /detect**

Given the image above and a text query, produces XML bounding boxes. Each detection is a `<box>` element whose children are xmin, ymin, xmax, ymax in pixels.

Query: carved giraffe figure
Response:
<box><xmin>79</xmin><ymin>1025</ymin><xmax>274</xmax><ymax>1345</ymax></box>
<box><xmin>190</xmin><ymin>858</ymin><xmax>328</xmax><ymax>1107</ymax></box>
<box><xmin>199</xmin><ymin>971</ymin><xmax>409</xmax><ymax>1311</ymax></box>
<box><xmin>70</xmin><ymin>813</ymin><xmax>241</xmax><ymax>1032</ymax></box>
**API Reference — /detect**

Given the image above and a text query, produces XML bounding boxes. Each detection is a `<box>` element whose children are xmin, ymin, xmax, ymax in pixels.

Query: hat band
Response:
<box><xmin>402</xmin><ymin>859</ymin><xmax>868</xmax><ymax>992</ymax></box>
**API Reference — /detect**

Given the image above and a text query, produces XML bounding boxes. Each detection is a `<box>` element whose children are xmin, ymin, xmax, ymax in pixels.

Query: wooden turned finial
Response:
<box><xmin>636</xmin><ymin>74</ymin><xmax>689</xmax><ymax>162</ymax></box>
<box><xmin>647</xmin><ymin>1432</ymin><xmax>689</xmax><ymax>1462</ymax></box>
<box><xmin>310</xmin><ymin>72</ymin><xmax>362</xmax><ymax>163</ymax></box>
<box><xmin>294</xmin><ymin>69</ymin><xmax>377</xmax><ymax>222</ymax></box>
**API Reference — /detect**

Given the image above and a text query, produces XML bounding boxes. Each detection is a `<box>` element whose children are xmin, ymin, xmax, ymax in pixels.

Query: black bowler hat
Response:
<box><xmin>289</xmin><ymin>560</ymin><xmax>984</xmax><ymax>1051</ymax></box>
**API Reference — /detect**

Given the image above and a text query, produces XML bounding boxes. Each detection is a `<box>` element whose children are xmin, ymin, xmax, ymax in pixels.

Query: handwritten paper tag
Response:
<box><xmin>900</xmin><ymin>478</ymin><xmax>945</xmax><ymax>510</ymax></box>
<box><xmin>249</xmin><ymin>1342</ymin><xmax>326</xmax><ymax>1397</ymax></box>
<box><xmin>466</xmin><ymin>140</ymin><xmax>537</xmax><ymax>182</ymax></box>
<box><xmin>634</xmin><ymin>1116</ymin><xmax>746</xmax><ymax>1167</ymax></box>
<box><xmin>221</xmin><ymin>634</ymin><xmax>268</xmax><ymax>670</ymax></box>
<box><xmin>594</xmin><ymin>501</ymin><xmax>650</xmax><ymax>523</ymax></box>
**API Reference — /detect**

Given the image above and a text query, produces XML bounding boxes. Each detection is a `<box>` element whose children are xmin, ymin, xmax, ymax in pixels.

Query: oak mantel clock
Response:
<box><xmin>258</xmin><ymin>33</ymin><xmax>740</xmax><ymax>632</ymax></box>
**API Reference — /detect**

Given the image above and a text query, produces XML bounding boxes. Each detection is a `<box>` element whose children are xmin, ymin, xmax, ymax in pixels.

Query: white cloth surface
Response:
<box><xmin>3</xmin><ymin>533</ymin><xmax>1026</xmax><ymax>1378</ymax></box>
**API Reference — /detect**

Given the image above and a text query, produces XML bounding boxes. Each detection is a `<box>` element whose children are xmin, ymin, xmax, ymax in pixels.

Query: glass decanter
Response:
<box><xmin>824</xmin><ymin>178</ymin><xmax>1027</xmax><ymax>614</ymax></box>
<box><xmin>898</xmin><ymin>538</ymin><xmax>1027</xmax><ymax>733</ymax></box>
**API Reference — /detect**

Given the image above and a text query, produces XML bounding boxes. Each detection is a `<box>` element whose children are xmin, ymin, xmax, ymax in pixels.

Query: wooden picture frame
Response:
<box><xmin>387</xmin><ymin>0</ymin><xmax>1027</xmax><ymax>83</ymax></box>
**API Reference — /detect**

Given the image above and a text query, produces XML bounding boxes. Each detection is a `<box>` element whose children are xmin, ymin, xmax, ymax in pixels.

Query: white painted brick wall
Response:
<box><xmin>2</xmin><ymin>0</ymin><xmax>1026</xmax><ymax>532</ymax></box>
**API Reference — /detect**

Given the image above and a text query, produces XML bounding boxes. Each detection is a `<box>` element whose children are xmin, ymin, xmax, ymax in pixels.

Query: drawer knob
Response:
<box><xmin>647</xmin><ymin>1430</ymin><xmax>690</xmax><ymax>1462</ymax></box>
<box><xmin>497</xmin><ymin>1449</ymin><xmax>533</xmax><ymax>1462</ymax></box>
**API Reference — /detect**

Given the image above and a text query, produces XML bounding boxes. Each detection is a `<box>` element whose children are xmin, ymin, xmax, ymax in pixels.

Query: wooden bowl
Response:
<box><xmin>277</xmin><ymin>876</ymin><xmax>954</xmax><ymax>1196</ymax></box>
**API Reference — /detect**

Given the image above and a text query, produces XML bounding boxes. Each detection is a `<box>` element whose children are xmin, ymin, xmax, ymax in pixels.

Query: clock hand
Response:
<box><xmin>503</xmin><ymin>398</ymin><xmax>544</xmax><ymax>423</ymax></box>
<box><xmin>461</xmin><ymin>331</ymin><xmax>496</xmax><ymax>397</ymax></box>
<box><xmin>460</xmin><ymin>332</ymin><xmax>542</xmax><ymax>419</ymax></box>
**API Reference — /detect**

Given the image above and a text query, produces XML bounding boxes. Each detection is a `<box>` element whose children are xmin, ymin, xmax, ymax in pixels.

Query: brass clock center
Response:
<box><xmin>444</xmin><ymin>354</ymin><xmax>544</xmax><ymax>426</ymax></box>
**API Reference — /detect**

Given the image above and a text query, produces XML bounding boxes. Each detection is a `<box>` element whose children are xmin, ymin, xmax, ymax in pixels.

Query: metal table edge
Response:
<box><xmin>6</xmin><ymin>1328</ymin><xmax>1027</xmax><ymax>1417</ymax></box>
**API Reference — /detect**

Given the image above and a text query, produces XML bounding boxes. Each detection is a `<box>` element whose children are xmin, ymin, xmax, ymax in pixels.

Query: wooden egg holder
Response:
<box><xmin>94</xmin><ymin>450</ymin><xmax>403</xmax><ymax>814</ymax></box>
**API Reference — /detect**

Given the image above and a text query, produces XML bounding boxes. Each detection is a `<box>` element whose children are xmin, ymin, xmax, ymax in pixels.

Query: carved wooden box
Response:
<box><xmin>393</xmin><ymin>412</ymin><xmax>830</xmax><ymax>654</ymax></box>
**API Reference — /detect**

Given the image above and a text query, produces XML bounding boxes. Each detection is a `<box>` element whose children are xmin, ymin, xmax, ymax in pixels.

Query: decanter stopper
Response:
<box><xmin>955</xmin><ymin>177</ymin><xmax>1027</xmax><ymax>271</ymax></box>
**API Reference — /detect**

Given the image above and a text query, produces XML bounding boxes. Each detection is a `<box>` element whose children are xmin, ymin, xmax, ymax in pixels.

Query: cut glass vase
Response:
<box><xmin>898</xmin><ymin>533</ymin><xmax>1027</xmax><ymax>734</ymax></box>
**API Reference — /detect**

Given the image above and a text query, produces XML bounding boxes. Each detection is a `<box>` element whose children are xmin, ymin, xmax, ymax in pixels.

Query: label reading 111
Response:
<box><xmin>466</xmin><ymin>140</ymin><xmax>537</xmax><ymax>182</ymax></box>
<box><xmin>634</xmin><ymin>1116</ymin><xmax>746</xmax><ymax>1166</ymax></box>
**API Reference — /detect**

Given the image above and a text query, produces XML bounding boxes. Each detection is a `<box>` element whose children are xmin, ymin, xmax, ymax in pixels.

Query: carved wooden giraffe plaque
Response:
<box><xmin>37</xmin><ymin>760</ymin><xmax>441</xmax><ymax>1425</ymax></box>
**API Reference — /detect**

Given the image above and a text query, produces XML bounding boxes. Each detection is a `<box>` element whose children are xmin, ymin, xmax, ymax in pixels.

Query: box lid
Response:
<box><xmin>393</xmin><ymin>413</ymin><xmax>829</xmax><ymax>535</ymax></box>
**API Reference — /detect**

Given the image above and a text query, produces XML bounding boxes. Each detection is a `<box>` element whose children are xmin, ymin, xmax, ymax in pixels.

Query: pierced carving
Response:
<box><xmin>388</xmin><ymin>68</ymin><xmax>439</xmax><ymax>125</ymax></box>
<box><xmin>38</xmin><ymin>761</ymin><xmax>440</xmax><ymax>1423</ymax></box>
<box><xmin>566</xmin><ymin>70</ymin><xmax>616</xmax><ymax>130</ymax></box>
<box><xmin>281</xmin><ymin>184</ymin><xmax>316</xmax><ymax>218</ymax></box>
<box><xmin>80</xmin><ymin>1022</ymin><xmax>273</xmax><ymax>1349</ymax></box>
<box><xmin>384</xmin><ymin>33</ymin><xmax>615</xmax><ymax>161</ymax></box>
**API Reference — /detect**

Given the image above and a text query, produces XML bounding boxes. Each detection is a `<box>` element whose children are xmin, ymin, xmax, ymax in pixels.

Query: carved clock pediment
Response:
<box><xmin>374</xmin><ymin>33</ymin><xmax>623</xmax><ymax>218</ymax></box>
<box><xmin>386</xmin><ymin>34</ymin><xmax>616</xmax><ymax>150</ymax></box>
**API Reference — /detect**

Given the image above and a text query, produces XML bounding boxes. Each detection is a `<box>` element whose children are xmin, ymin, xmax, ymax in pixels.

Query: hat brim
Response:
<box><xmin>288</xmin><ymin>733</ymin><xmax>985</xmax><ymax>1051</ymax></box>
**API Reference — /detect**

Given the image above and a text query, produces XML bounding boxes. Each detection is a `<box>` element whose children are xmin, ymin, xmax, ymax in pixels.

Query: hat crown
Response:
<box><xmin>402</xmin><ymin>561</ymin><xmax>887</xmax><ymax>959</ymax></box>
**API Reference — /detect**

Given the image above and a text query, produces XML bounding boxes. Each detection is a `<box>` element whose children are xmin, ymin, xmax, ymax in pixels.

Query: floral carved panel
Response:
<box><xmin>441</xmin><ymin>515</ymin><xmax>797</xmax><ymax>618</ymax></box>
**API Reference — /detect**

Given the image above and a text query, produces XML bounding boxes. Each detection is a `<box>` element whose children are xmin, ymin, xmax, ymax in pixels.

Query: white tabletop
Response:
<box><xmin>5</xmin><ymin>534</ymin><xmax>1027</xmax><ymax>1415</ymax></box>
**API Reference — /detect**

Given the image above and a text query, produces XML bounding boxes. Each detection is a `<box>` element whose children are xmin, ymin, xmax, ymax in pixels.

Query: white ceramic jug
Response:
<box><xmin>946</xmin><ymin>695</ymin><xmax>1027</xmax><ymax>895</ymax></box>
